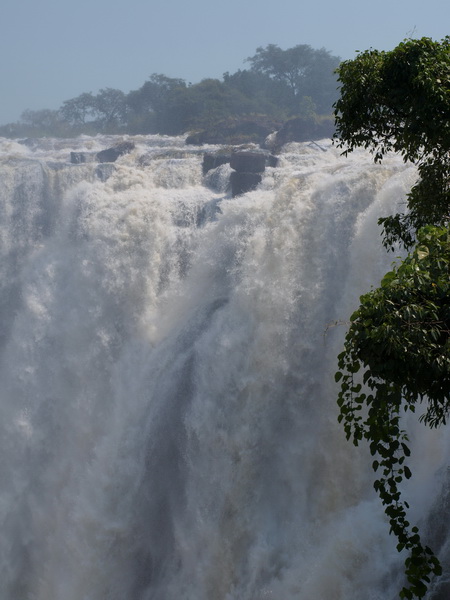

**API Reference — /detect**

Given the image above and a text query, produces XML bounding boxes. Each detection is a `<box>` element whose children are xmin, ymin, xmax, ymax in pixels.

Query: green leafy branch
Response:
<box><xmin>334</xmin><ymin>37</ymin><xmax>450</xmax><ymax>251</ymax></box>
<box><xmin>336</xmin><ymin>226</ymin><xmax>450</xmax><ymax>598</ymax></box>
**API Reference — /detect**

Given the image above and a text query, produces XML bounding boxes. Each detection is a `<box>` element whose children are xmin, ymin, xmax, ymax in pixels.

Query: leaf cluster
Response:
<box><xmin>336</xmin><ymin>226</ymin><xmax>449</xmax><ymax>597</ymax></box>
<box><xmin>334</xmin><ymin>37</ymin><xmax>450</xmax><ymax>248</ymax></box>
<box><xmin>334</xmin><ymin>37</ymin><xmax>450</xmax><ymax>162</ymax></box>
<box><xmin>246</xmin><ymin>44</ymin><xmax>340</xmax><ymax>113</ymax></box>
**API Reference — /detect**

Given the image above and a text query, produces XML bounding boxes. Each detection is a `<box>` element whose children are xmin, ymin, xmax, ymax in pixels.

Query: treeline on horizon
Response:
<box><xmin>0</xmin><ymin>44</ymin><xmax>341</xmax><ymax>140</ymax></box>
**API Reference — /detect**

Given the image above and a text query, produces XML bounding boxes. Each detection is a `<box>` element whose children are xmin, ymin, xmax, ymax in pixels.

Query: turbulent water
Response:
<box><xmin>0</xmin><ymin>134</ymin><xmax>448</xmax><ymax>600</ymax></box>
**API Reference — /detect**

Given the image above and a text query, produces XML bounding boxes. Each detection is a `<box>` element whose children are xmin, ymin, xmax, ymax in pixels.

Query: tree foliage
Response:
<box><xmin>334</xmin><ymin>37</ymin><xmax>450</xmax><ymax>248</ymax></box>
<box><xmin>93</xmin><ymin>88</ymin><xmax>128</xmax><ymax>132</ymax></box>
<box><xmin>59</xmin><ymin>88</ymin><xmax>128</xmax><ymax>132</ymax></box>
<box><xmin>0</xmin><ymin>43</ymin><xmax>340</xmax><ymax>138</ymax></box>
<box><xmin>334</xmin><ymin>38</ymin><xmax>450</xmax><ymax>599</ymax></box>
<box><xmin>60</xmin><ymin>92</ymin><xmax>96</xmax><ymax>127</ymax></box>
<box><xmin>18</xmin><ymin>108</ymin><xmax>68</xmax><ymax>137</ymax></box>
<box><xmin>246</xmin><ymin>43</ymin><xmax>340</xmax><ymax>113</ymax></box>
<box><xmin>126</xmin><ymin>74</ymin><xmax>187</xmax><ymax>133</ymax></box>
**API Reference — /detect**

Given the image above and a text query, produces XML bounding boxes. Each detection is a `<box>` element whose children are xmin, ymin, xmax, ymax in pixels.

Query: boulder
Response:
<box><xmin>271</xmin><ymin>116</ymin><xmax>335</xmax><ymax>149</ymax></box>
<box><xmin>202</xmin><ymin>151</ymin><xmax>232</xmax><ymax>175</ymax></box>
<box><xmin>70</xmin><ymin>151</ymin><xmax>96</xmax><ymax>164</ymax></box>
<box><xmin>95</xmin><ymin>163</ymin><xmax>116</xmax><ymax>182</ymax></box>
<box><xmin>265</xmin><ymin>153</ymin><xmax>278</xmax><ymax>168</ymax></box>
<box><xmin>203</xmin><ymin>163</ymin><xmax>232</xmax><ymax>193</ymax></box>
<box><xmin>230</xmin><ymin>151</ymin><xmax>266</xmax><ymax>173</ymax></box>
<box><xmin>96</xmin><ymin>141</ymin><xmax>135</xmax><ymax>163</ymax></box>
<box><xmin>230</xmin><ymin>171</ymin><xmax>262</xmax><ymax>197</ymax></box>
<box><xmin>186</xmin><ymin>115</ymin><xmax>281</xmax><ymax>146</ymax></box>
<box><xmin>203</xmin><ymin>150</ymin><xmax>277</xmax><ymax>173</ymax></box>
<box><xmin>138</xmin><ymin>149</ymin><xmax>191</xmax><ymax>166</ymax></box>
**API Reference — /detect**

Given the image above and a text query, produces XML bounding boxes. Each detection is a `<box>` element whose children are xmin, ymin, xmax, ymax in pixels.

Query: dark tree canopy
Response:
<box><xmin>0</xmin><ymin>42</ymin><xmax>341</xmax><ymax>138</ymax></box>
<box><xmin>334</xmin><ymin>37</ymin><xmax>450</xmax><ymax>248</ymax></box>
<box><xmin>60</xmin><ymin>92</ymin><xmax>96</xmax><ymax>127</ymax></box>
<box><xmin>59</xmin><ymin>88</ymin><xmax>127</xmax><ymax>133</ymax></box>
<box><xmin>126</xmin><ymin>74</ymin><xmax>187</xmax><ymax>133</ymax></box>
<box><xmin>246</xmin><ymin>43</ymin><xmax>340</xmax><ymax>113</ymax></box>
<box><xmin>334</xmin><ymin>38</ymin><xmax>450</xmax><ymax>599</ymax></box>
<box><xmin>93</xmin><ymin>88</ymin><xmax>128</xmax><ymax>131</ymax></box>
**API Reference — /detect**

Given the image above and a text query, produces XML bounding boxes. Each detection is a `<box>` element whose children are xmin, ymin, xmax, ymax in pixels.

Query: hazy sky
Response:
<box><xmin>1</xmin><ymin>0</ymin><xmax>449</xmax><ymax>124</ymax></box>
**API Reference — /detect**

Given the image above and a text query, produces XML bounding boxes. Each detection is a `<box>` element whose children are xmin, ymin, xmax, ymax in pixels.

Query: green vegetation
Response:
<box><xmin>334</xmin><ymin>37</ymin><xmax>450</xmax><ymax>599</ymax></box>
<box><xmin>246</xmin><ymin>43</ymin><xmax>340</xmax><ymax>114</ymax></box>
<box><xmin>0</xmin><ymin>44</ymin><xmax>340</xmax><ymax>139</ymax></box>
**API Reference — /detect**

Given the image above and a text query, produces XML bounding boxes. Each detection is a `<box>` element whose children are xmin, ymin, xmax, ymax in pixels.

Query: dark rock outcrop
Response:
<box><xmin>230</xmin><ymin>171</ymin><xmax>262</xmax><ymax>197</ymax></box>
<box><xmin>96</xmin><ymin>141</ymin><xmax>135</xmax><ymax>163</ymax></box>
<box><xmin>229</xmin><ymin>150</ymin><xmax>267</xmax><ymax>197</ymax></box>
<box><xmin>203</xmin><ymin>150</ymin><xmax>277</xmax><ymax>173</ymax></box>
<box><xmin>230</xmin><ymin>151</ymin><xmax>266</xmax><ymax>174</ymax></box>
<box><xmin>138</xmin><ymin>149</ymin><xmax>192</xmax><ymax>167</ymax></box>
<box><xmin>95</xmin><ymin>163</ymin><xmax>116</xmax><ymax>182</ymax></box>
<box><xmin>70</xmin><ymin>142</ymin><xmax>135</xmax><ymax>165</ymax></box>
<box><xmin>186</xmin><ymin>116</ymin><xmax>281</xmax><ymax>146</ymax></box>
<box><xmin>203</xmin><ymin>148</ymin><xmax>277</xmax><ymax>195</ymax></box>
<box><xmin>202</xmin><ymin>151</ymin><xmax>232</xmax><ymax>175</ymax></box>
<box><xmin>270</xmin><ymin>116</ymin><xmax>335</xmax><ymax>149</ymax></box>
<box><xmin>266</xmin><ymin>154</ymin><xmax>278</xmax><ymax>168</ymax></box>
<box><xmin>70</xmin><ymin>152</ymin><xmax>96</xmax><ymax>164</ymax></box>
<box><xmin>203</xmin><ymin>163</ymin><xmax>232</xmax><ymax>193</ymax></box>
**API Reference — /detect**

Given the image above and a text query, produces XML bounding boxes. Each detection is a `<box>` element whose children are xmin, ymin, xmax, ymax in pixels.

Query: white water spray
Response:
<box><xmin>0</xmin><ymin>135</ymin><xmax>448</xmax><ymax>599</ymax></box>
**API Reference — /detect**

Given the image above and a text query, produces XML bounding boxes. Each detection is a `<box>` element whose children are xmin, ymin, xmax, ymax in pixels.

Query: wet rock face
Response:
<box><xmin>271</xmin><ymin>116</ymin><xmax>335</xmax><ymax>148</ymax></box>
<box><xmin>185</xmin><ymin>115</ymin><xmax>281</xmax><ymax>146</ymax></box>
<box><xmin>202</xmin><ymin>152</ymin><xmax>232</xmax><ymax>175</ymax></box>
<box><xmin>95</xmin><ymin>163</ymin><xmax>116</xmax><ymax>182</ymax></box>
<box><xmin>96</xmin><ymin>141</ymin><xmax>135</xmax><ymax>163</ymax></box>
<box><xmin>229</xmin><ymin>151</ymin><xmax>266</xmax><ymax>197</ymax></box>
<box><xmin>202</xmin><ymin>150</ymin><xmax>276</xmax><ymax>197</ymax></box>
<box><xmin>70</xmin><ymin>152</ymin><xmax>96</xmax><ymax>164</ymax></box>
<box><xmin>230</xmin><ymin>171</ymin><xmax>262</xmax><ymax>197</ymax></box>
<box><xmin>230</xmin><ymin>151</ymin><xmax>266</xmax><ymax>174</ymax></box>
<box><xmin>71</xmin><ymin>142</ymin><xmax>136</xmax><ymax>165</ymax></box>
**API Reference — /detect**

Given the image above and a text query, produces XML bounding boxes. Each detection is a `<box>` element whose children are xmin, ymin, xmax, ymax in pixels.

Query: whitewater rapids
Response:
<box><xmin>0</xmin><ymin>134</ymin><xmax>448</xmax><ymax>599</ymax></box>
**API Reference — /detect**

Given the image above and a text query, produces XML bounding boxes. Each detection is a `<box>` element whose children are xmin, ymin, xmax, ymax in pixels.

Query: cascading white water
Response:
<box><xmin>0</xmin><ymin>134</ymin><xmax>448</xmax><ymax>600</ymax></box>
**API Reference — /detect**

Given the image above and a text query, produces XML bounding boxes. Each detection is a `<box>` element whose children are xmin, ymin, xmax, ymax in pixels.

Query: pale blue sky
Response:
<box><xmin>1</xmin><ymin>0</ymin><xmax>449</xmax><ymax>124</ymax></box>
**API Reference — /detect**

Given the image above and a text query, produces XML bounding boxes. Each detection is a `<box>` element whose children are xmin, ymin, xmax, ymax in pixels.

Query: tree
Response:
<box><xmin>334</xmin><ymin>37</ymin><xmax>450</xmax><ymax>599</ymax></box>
<box><xmin>19</xmin><ymin>109</ymin><xmax>68</xmax><ymax>136</ymax></box>
<box><xmin>246</xmin><ymin>43</ymin><xmax>340</xmax><ymax>114</ymax></box>
<box><xmin>92</xmin><ymin>88</ymin><xmax>127</xmax><ymax>132</ymax></box>
<box><xmin>222</xmin><ymin>69</ymin><xmax>285</xmax><ymax>117</ymax></box>
<box><xmin>60</xmin><ymin>92</ymin><xmax>96</xmax><ymax>128</ymax></box>
<box><xmin>334</xmin><ymin>37</ymin><xmax>450</xmax><ymax>248</ymax></box>
<box><xmin>247</xmin><ymin>44</ymin><xmax>314</xmax><ymax>97</ymax></box>
<box><xmin>165</xmin><ymin>78</ymin><xmax>256</xmax><ymax>133</ymax></box>
<box><xmin>126</xmin><ymin>74</ymin><xmax>187</xmax><ymax>133</ymax></box>
<box><xmin>1</xmin><ymin>44</ymin><xmax>340</xmax><ymax>138</ymax></box>
<box><xmin>60</xmin><ymin>89</ymin><xmax>127</xmax><ymax>133</ymax></box>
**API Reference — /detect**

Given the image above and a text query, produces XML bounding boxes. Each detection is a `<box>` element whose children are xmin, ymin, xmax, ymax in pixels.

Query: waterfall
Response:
<box><xmin>0</xmin><ymin>135</ymin><xmax>447</xmax><ymax>599</ymax></box>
